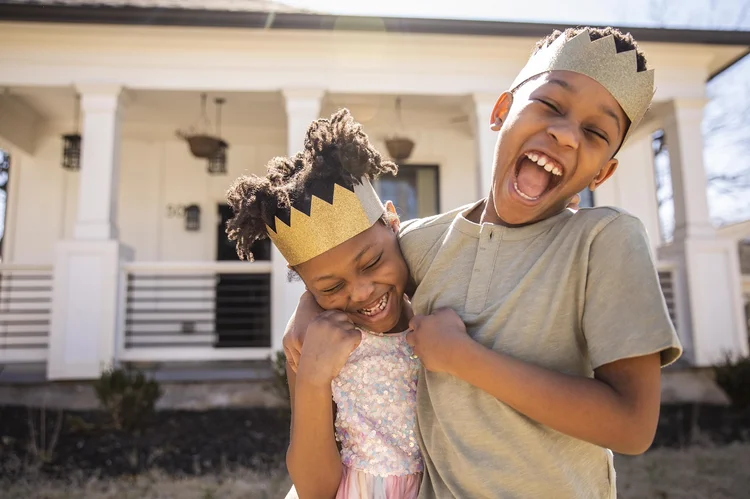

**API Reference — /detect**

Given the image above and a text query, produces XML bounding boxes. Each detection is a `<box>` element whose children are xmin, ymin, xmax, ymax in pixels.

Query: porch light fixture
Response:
<box><xmin>184</xmin><ymin>204</ymin><xmax>201</xmax><ymax>231</ymax></box>
<box><xmin>176</xmin><ymin>93</ymin><xmax>228</xmax><ymax>160</ymax></box>
<box><xmin>385</xmin><ymin>97</ymin><xmax>415</xmax><ymax>163</ymax></box>
<box><xmin>207</xmin><ymin>98</ymin><xmax>228</xmax><ymax>175</ymax></box>
<box><xmin>62</xmin><ymin>93</ymin><xmax>82</xmax><ymax>171</ymax></box>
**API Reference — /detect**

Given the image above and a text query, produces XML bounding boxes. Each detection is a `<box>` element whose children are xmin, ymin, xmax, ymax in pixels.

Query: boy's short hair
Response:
<box><xmin>533</xmin><ymin>27</ymin><xmax>648</xmax><ymax>72</ymax></box>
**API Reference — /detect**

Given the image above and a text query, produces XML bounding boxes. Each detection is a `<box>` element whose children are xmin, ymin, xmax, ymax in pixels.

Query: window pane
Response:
<box><xmin>577</xmin><ymin>188</ymin><xmax>595</xmax><ymax>208</ymax></box>
<box><xmin>375</xmin><ymin>165</ymin><xmax>438</xmax><ymax>220</ymax></box>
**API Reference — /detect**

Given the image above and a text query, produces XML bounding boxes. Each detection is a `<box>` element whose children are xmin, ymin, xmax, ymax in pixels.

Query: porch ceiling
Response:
<box><xmin>3</xmin><ymin>87</ymin><xmax>473</xmax><ymax>131</ymax></box>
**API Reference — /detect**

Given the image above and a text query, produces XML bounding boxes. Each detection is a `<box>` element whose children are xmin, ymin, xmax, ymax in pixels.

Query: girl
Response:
<box><xmin>226</xmin><ymin>109</ymin><xmax>422</xmax><ymax>499</ymax></box>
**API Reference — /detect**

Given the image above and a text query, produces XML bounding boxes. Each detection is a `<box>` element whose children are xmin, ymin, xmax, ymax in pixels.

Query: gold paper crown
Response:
<box><xmin>266</xmin><ymin>177</ymin><xmax>385</xmax><ymax>266</ymax></box>
<box><xmin>511</xmin><ymin>29</ymin><xmax>655</xmax><ymax>143</ymax></box>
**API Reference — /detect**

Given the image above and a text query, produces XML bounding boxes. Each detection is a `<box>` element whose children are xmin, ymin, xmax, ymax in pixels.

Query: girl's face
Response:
<box><xmin>295</xmin><ymin>205</ymin><xmax>409</xmax><ymax>334</ymax></box>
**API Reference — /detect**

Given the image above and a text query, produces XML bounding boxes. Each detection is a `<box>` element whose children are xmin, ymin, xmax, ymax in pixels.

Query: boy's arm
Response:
<box><xmin>410</xmin><ymin>314</ymin><xmax>661</xmax><ymax>454</ymax></box>
<box><xmin>407</xmin><ymin>213</ymin><xmax>680</xmax><ymax>455</ymax></box>
<box><xmin>283</xmin><ymin>291</ymin><xmax>324</xmax><ymax>373</ymax></box>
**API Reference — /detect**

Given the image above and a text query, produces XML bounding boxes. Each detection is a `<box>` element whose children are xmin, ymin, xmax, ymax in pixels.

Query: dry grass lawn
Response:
<box><xmin>2</xmin><ymin>443</ymin><xmax>749</xmax><ymax>498</ymax></box>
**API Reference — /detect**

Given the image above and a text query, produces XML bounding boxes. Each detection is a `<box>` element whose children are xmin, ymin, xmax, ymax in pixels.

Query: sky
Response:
<box><xmin>282</xmin><ymin>0</ymin><xmax>750</xmax><ymax>230</ymax></box>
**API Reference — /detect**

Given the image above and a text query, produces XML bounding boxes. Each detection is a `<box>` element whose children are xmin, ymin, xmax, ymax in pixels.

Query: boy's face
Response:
<box><xmin>295</xmin><ymin>213</ymin><xmax>408</xmax><ymax>334</ymax></box>
<box><xmin>487</xmin><ymin>70</ymin><xmax>628</xmax><ymax>226</ymax></box>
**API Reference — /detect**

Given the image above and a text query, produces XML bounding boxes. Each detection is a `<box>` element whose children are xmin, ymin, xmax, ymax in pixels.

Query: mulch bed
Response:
<box><xmin>1</xmin><ymin>403</ymin><xmax>748</xmax><ymax>482</ymax></box>
<box><xmin>0</xmin><ymin>405</ymin><xmax>291</xmax><ymax>480</ymax></box>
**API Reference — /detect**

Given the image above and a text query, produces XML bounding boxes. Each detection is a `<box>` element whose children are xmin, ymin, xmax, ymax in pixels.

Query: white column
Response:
<box><xmin>472</xmin><ymin>92</ymin><xmax>499</xmax><ymax>199</ymax></box>
<box><xmin>270</xmin><ymin>89</ymin><xmax>324</xmax><ymax>353</ymax></box>
<box><xmin>74</xmin><ymin>84</ymin><xmax>125</xmax><ymax>240</ymax></box>
<box><xmin>658</xmin><ymin>98</ymin><xmax>748</xmax><ymax>366</ymax></box>
<box><xmin>47</xmin><ymin>84</ymin><xmax>134</xmax><ymax>380</ymax></box>
<box><xmin>595</xmin><ymin>131</ymin><xmax>662</xmax><ymax>256</ymax></box>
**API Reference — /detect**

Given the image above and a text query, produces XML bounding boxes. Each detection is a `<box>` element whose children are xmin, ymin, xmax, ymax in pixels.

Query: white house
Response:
<box><xmin>0</xmin><ymin>0</ymin><xmax>748</xmax><ymax>381</ymax></box>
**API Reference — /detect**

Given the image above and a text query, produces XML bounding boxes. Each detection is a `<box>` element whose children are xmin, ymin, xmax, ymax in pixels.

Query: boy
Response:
<box><xmin>286</xmin><ymin>27</ymin><xmax>682</xmax><ymax>498</ymax></box>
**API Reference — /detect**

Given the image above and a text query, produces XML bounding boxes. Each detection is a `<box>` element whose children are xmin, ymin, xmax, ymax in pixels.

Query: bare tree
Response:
<box><xmin>649</xmin><ymin>0</ymin><xmax>750</xmax><ymax>227</ymax></box>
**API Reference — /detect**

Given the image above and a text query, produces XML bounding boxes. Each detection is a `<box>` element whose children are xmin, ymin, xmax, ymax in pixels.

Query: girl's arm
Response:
<box><xmin>285</xmin><ymin>366</ymin><xmax>341</xmax><ymax>499</ymax></box>
<box><xmin>285</xmin><ymin>310</ymin><xmax>359</xmax><ymax>499</ymax></box>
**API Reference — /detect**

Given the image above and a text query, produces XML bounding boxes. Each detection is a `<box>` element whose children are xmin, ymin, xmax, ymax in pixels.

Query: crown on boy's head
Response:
<box><xmin>511</xmin><ymin>29</ymin><xmax>655</xmax><ymax>143</ymax></box>
<box><xmin>265</xmin><ymin>177</ymin><xmax>385</xmax><ymax>266</ymax></box>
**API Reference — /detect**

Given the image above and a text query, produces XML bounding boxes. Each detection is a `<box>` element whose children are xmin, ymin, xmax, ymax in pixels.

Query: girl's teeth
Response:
<box><xmin>543</xmin><ymin>163</ymin><xmax>553</xmax><ymax>172</ymax></box>
<box><xmin>359</xmin><ymin>293</ymin><xmax>388</xmax><ymax>316</ymax></box>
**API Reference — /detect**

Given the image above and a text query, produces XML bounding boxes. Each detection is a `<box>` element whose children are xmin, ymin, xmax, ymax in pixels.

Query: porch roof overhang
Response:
<box><xmin>1</xmin><ymin>1</ymin><xmax>749</xmax><ymax>79</ymax></box>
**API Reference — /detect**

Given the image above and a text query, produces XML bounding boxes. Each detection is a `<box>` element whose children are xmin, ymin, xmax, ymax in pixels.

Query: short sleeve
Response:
<box><xmin>583</xmin><ymin>213</ymin><xmax>683</xmax><ymax>369</ymax></box>
<box><xmin>397</xmin><ymin>216</ymin><xmax>452</xmax><ymax>287</ymax></box>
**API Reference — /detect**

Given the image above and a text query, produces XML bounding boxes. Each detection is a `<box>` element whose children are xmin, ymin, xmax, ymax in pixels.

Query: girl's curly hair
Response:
<box><xmin>225</xmin><ymin>108</ymin><xmax>397</xmax><ymax>261</ymax></box>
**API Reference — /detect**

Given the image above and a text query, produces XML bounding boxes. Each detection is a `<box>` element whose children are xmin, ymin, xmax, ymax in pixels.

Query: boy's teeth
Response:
<box><xmin>525</xmin><ymin>152</ymin><xmax>562</xmax><ymax>177</ymax></box>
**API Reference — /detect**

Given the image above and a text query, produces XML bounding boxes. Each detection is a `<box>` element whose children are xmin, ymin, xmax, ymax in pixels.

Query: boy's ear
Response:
<box><xmin>589</xmin><ymin>159</ymin><xmax>618</xmax><ymax>191</ymax></box>
<box><xmin>490</xmin><ymin>92</ymin><xmax>513</xmax><ymax>131</ymax></box>
<box><xmin>384</xmin><ymin>201</ymin><xmax>401</xmax><ymax>232</ymax></box>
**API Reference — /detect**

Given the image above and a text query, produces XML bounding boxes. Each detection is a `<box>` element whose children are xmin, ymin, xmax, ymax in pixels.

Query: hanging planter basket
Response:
<box><xmin>385</xmin><ymin>137</ymin><xmax>415</xmax><ymax>163</ymax></box>
<box><xmin>176</xmin><ymin>94</ymin><xmax>230</xmax><ymax>162</ymax></box>
<box><xmin>176</xmin><ymin>132</ymin><xmax>223</xmax><ymax>159</ymax></box>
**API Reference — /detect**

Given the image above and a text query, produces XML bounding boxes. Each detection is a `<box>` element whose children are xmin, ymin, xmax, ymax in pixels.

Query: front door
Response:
<box><xmin>214</xmin><ymin>204</ymin><xmax>272</xmax><ymax>348</ymax></box>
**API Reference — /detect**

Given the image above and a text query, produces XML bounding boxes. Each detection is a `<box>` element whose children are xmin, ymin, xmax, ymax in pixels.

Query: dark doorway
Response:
<box><xmin>214</xmin><ymin>204</ymin><xmax>272</xmax><ymax>348</ymax></box>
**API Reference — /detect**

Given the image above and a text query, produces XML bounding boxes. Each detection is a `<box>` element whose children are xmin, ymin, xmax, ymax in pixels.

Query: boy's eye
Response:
<box><xmin>586</xmin><ymin>129</ymin><xmax>609</xmax><ymax>144</ymax></box>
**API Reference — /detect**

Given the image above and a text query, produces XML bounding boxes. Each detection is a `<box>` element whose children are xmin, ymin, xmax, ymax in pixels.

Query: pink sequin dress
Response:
<box><xmin>332</xmin><ymin>329</ymin><xmax>422</xmax><ymax>498</ymax></box>
<box><xmin>286</xmin><ymin>329</ymin><xmax>422</xmax><ymax>499</ymax></box>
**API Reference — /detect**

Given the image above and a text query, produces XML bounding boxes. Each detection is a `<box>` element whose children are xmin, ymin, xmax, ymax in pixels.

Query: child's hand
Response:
<box><xmin>283</xmin><ymin>291</ymin><xmax>324</xmax><ymax>373</ymax></box>
<box><xmin>406</xmin><ymin>308</ymin><xmax>472</xmax><ymax>374</ymax></box>
<box><xmin>296</xmin><ymin>310</ymin><xmax>361</xmax><ymax>387</ymax></box>
<box><xmin>567</xmin><ymin>193</ymin><xmax>581</xmax><ymax>211</ymax></box>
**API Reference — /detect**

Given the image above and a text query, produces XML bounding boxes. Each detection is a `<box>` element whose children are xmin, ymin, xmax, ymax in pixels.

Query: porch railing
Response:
<box><xmin>118</xmin><ymin>261</ymin><xmax>274</xmax><ymax>363</ymax></box>
<box><xmin>656</xmin><ymin>261</ymin><xmax>679</xmax><ymax>334</ymax></box>
<box><xmin>0</xmin><ymin>264</ymin><xmax>53</xmax><ymax>364</ymax></box>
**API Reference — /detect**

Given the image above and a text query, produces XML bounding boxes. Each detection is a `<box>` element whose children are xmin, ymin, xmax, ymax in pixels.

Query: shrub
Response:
<box><xmin>271</xmin><ymin>351</ymin><xmax>290</xmax><ymax>405</ymax></box>
<box><xmin>92</xmin><ymin>366</ymin><xmax>163</xmax><ymax>432</ymax></box>
<box><xmin>713</xmin><ymin>354</ymin><xmax>750</xmax><ymax>410</ymax></box>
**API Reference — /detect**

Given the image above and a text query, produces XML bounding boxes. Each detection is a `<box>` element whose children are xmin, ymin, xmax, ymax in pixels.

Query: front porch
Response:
<box><xmin>0</xmin><ymin>20</ymin><xmax>747</xmax><ymax>381</ymax></box>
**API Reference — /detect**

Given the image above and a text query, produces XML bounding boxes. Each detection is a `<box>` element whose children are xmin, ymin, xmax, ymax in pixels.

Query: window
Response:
<box><xmin>374</xmin><ymin>164</ymin><xmax>439</xmax><ymax>221</ymax></box>
<box><xmin>651</xmin><ymin>129</ymin><xmax>675</xmax><ymax>243</ymax></box>
<box><xmin>0</xmin><ymin>150</ymin><xmax>8</xmax><ymax>261</ymax></box>
<box><xmin>577</xmin><ymin>188</ymin><xmax>595</xmax><ymax>208</ymax></box>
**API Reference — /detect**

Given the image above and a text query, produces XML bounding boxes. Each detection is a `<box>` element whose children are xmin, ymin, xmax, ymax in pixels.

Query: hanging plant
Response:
<box><xmin>176</xmin><ymin>93</ymin><xmax>224</xmax><ymax>159</ymax></box>
<box><xmin>385</xmin><ymin>97</ymin><xmax>415</xmax><ymax>163</ymax></box>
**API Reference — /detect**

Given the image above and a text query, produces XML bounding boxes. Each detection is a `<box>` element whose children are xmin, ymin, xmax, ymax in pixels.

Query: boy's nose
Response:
<box><xmin>548</xmin><ymin>121</ymin><xmax>580</xmax><ymax>150</ymax></box>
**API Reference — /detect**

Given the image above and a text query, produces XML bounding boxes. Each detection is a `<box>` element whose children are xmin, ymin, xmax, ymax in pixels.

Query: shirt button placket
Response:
<box><xmin>466</xmin><ymin>226</ymin><xmax>493</xmax><ymax>314</ymax></box>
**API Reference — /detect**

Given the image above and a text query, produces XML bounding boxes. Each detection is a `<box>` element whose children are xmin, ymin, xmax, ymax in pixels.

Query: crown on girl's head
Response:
<box><xmin>511</xmin><ymin>29</ymin><xmax>655</xmax><ymax>143</ymax></box>
<box><xmin>265</xmin><ymin>177</ymin><xmax>385</xmax><ymax>266</ymax></box>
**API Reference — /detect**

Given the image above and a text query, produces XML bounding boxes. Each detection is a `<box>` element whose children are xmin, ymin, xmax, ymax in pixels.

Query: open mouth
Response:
<box><xmin>357</xmin><ymin>291</ymin><xmax>390</xmax><ymax>318</ymax></box>
<box><xmin>512</xmin><ymin>151</ymin><xmax>564</xmax><ymax>202</ymax></box>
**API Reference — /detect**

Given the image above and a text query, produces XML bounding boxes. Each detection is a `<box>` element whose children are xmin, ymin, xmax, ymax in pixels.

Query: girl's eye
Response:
<box><xmin>322</xmin><ymin>283</ymin><xmax>343</xmax><ymax>294</ymax></box>
<box><xmin>540</xmin><ymin>100</ymin><xmax>560</xmax><ymax>113</ymax></box>
<box><xmin>364</xmin><ymin>255</ymin><xmax>382</xmax><ymax>270</ymax></box>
